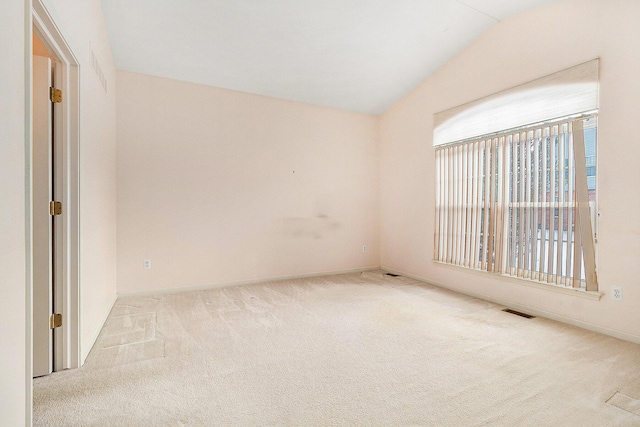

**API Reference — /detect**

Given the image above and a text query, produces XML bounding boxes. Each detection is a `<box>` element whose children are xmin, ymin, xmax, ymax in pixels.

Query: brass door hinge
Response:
<box><xmin>49</xmin><ymin>87</ymin><xmax>62</xmax><ymax>103</ymax></box>
<box><xmin>50</xmin><ymin>201</ymin><xmax>62</xmax><ymax>216</ymax></box>
<box><xmin>50</xmin><ymin>313</ymin><xmax>62</xmax><ymax>329</ymax></box>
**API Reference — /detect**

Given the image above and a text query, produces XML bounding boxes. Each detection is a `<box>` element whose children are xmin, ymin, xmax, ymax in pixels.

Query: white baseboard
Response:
<box><xmin>381</xmin><ymin>265</ymin><xmax>640</xmax><ymax>346</ymax></box>
<box><xmin>81</xmin><ymin>294</ymin><xmax>117</xmax><ymax>364</ymax></box>
<box><xmin>117</xmin><ymin>266</ymin><xmax>381</xmax><ymax>298</ymax></box>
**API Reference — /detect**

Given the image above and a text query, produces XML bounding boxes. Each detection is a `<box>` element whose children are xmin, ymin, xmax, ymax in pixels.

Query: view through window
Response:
<box><xmin>434</xmin><ymin>116</ymin><xmax>598</xmax><ymax>291</ymax></box>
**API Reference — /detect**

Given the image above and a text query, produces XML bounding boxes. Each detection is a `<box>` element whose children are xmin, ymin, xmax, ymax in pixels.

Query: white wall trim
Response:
<box><xmin>25</xmin><ymin>2</ymin><xmax>34</xmax><ymax>425</ymax></box>
<box><xmin>118</xmin><ymin>266</ymin><xmax>380</xmax><ymax>298</ymax></box>
<box><xmin>381</xmin><ymin>266</ymin><xmax>640</xmax><ymax>346</ymax></box>
<box><xmin>81</xmin><ymin>295</ymin><xmax>117</xmax><ymax>364</ymax></box>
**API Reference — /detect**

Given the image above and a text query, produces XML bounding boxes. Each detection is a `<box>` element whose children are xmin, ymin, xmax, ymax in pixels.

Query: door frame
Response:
<box><xmin>32</xmin><ymin>0</ymin><xmax>80</xmax><ymax>371</ymax></box>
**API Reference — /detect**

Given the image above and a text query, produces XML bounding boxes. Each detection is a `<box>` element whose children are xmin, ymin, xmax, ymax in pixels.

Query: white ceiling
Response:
<box><xmin>101</xmin><ymin>0</ymin><xmax>559</xmax><ymax>115</ymax></box>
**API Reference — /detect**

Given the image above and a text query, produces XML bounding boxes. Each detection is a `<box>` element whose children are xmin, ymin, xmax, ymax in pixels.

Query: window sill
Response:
<box><xmin>432</xmin><ymin>260</ymin><xmax>603</xmax><ymax>301</ymax></box>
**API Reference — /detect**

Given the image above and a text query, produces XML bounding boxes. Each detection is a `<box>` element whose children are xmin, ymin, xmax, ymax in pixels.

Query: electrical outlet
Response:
<box><xmin>144</xmin><ymin>259</ymin><xmax>152</xmax><ymax>270</ymax></box>
<box><xmin>362</xmin><ymin>245</ymin><xmax>367</xmax><ymax>253</ymax></box>
<box><xmin>611</xmin><ymin>286</ymin><xmax>622</xmax><ymax>301</ymax></box>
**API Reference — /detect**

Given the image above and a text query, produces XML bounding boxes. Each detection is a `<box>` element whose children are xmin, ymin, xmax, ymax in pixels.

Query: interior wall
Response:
<box><xmin>116</xmin><ymin>71</ymin><xmax>379</xmax><ymax>294</ymax></box>
<box><xmin>39</xmin><ymin>0</ymin><xmax>118</xmax><ymax>361</ymax></box>
<box><xmin>379</xmin><ymin>0</ymin><xmax>640</xmax><ymax>340</ymax></box>
<box><xmin>1</xmin><ymin>1</ymin><xmax>29</xmax><ymax>423</ymax></box>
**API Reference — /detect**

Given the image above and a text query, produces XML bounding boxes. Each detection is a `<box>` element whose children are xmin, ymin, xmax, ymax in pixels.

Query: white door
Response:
<box><xmin>33</xmin><ymin>55</ymin><xmax>54</xmax><ymax>377</ymax></box>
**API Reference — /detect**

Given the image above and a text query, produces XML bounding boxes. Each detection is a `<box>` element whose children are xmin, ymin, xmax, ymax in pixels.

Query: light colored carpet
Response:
<box><xmin>34</xmin><ymin>270</ymin><xmax>640</xmax><ymax>426</ymax></box>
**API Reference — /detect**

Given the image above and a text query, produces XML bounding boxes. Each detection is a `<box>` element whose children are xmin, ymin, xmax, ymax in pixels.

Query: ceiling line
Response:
<box><xmin>454</xmin><ymin>0</ymin><xmax>500</xmax><ymax>22</ymax></box>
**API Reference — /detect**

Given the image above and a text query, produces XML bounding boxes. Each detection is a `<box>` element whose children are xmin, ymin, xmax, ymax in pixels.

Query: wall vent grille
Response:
<box><xmin>90</xmin><ymin>43</ymin><xmax>108</xmax><ymax>93</ymax></box>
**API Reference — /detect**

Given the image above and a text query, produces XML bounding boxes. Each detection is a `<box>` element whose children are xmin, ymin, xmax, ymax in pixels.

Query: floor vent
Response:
<box><xmin>606</xmin><ymin>392</ymin><xmax>640</xmax><ymax>416</ymax></box>
<box><xmin>385</xmin><ymin>273</ymin><xmax>400</xmax><ymax>277</ymax></box>
<box><xmin>502</xmin><ymin>308</ymin><xmax>535</xmax><ymax>319</ymax></box>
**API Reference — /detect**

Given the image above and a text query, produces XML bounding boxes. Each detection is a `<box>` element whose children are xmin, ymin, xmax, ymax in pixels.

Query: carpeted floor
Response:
<box><xmin>34</xmin><ymin>271</ymin><xmax>640</xmax><ymax>426</ymax></box>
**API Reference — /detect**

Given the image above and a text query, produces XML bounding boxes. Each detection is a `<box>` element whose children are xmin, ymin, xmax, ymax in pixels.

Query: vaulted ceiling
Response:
<box><xmin>101</xmin><ymin>0</ymin><xmax>559</xmax><ymax>115</ymax></box>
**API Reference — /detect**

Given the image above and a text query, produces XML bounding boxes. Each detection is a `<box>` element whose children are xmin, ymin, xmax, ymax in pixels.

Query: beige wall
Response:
<box><xmin>380</xmin><ymin>0</ymin><xmax>640</xmax><ymax>340</ymax></box>
<box><xmin>1</xmin><ymin>1</ymin><xmax>29</xmax><ymax>423</ymax></box>
<box><xmin>116</xmin><ymin>71</ymin><xmax>379</xmax><ymax>294</ymax></box>
<box><xmin>39</xmin><ymin>0</ymin><xmax>118</xmax><ymax>361</ymax></box>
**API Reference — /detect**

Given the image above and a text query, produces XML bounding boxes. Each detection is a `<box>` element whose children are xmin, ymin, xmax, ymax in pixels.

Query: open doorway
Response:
<box><xmin>31</xmin><ymin>0</ymin><xmax>81</xmax><ymax>375</ymax></box>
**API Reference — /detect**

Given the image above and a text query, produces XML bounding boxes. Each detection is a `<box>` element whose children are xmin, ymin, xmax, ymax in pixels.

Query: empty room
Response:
<box><xmin>3</xmin><ymin>0</ymin><xmax>640</xmax><ymax>425</ymax></box>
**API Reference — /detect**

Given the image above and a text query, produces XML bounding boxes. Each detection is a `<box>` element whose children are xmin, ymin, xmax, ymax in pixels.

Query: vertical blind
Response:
<box><xmin>434</xmin><ymin>118</ymin><xmax>598</xmax><ymax>291</ymax></box>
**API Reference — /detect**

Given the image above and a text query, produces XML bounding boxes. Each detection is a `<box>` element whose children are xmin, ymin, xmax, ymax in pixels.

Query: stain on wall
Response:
<box><xmin>283</xmin><ymin>215</ymin><xmax>341</xmax><ymax>239</ymax></box>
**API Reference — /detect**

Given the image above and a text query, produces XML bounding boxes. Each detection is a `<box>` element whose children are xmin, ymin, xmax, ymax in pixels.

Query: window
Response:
<box><xmin>584</xmin><ymin>126</ymin><xmax>597</xmax><ymax>192</ymax></box>
<box><xmin>432</xmin><ymin>60</ymin><xmax>599</xmax><ymax>292</ymax></box>
<box><xmin>434</xmin><ymin>117</ymin><xmax>598</xmax><ymax>291</ymax></box>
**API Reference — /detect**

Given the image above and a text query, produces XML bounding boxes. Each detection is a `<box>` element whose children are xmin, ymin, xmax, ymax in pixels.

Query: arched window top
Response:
<box><xmin>433</xmin><ymin>59</ymin><xmax>599</xmax><ymax>147</ymax></box>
